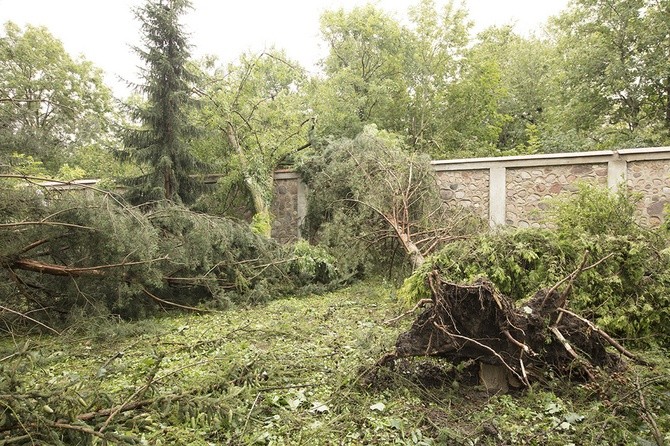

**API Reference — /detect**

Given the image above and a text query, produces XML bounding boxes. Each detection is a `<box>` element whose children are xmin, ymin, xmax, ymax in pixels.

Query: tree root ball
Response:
<box><xmin>379</xmin><ymin>272</ymin><xmax>624</xmax><ymax>391</ymax></box>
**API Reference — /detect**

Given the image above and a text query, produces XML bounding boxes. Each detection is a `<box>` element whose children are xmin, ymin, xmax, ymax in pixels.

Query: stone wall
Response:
<box><xmin>269</xmin><ymin>147</ymin><xmax>670</xmax><ymax>241</ymax></box>
<box><xmin>270</xmin><ymin>170</ymin><xmax>306</xmax><ymax>242</ymax></box>
<box><xmin>435</xmin><ymin>169</ymin><xmax>490</xmax><ymax>222</ymax></box>
<box><xmin>505</xmin><ymin>164</ymin><xmax>608</xmax><ymax>227</ymax></box>
<box><xmin>627</xmin><ymin>159</ymin><xmax>670</xmax><ymax>226</ymax></box>
<box><xmin>48</xmin><ymin>148</ymin><xmax>670</xmax><ymax>243</ymax></box>
<box><xmin>430</xmin><ymin>147</ymin><xmax>670</xmax><ymax>229</ymax></box>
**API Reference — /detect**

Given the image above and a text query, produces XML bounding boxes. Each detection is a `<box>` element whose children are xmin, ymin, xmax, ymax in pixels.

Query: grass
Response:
<box><xmin>0</xmin><ymin>281</ymin><xmax>668</xmax><ymax>445</ymax></box>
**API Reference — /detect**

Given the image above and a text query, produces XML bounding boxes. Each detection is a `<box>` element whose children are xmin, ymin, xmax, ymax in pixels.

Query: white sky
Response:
<box><xmin>0</xmin><ymin>0</ymin><xmax>569</xmax><ymax>98</ymax></box>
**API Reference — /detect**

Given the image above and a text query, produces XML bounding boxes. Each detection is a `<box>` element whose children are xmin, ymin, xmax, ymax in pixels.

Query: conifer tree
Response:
<box><xmin>124</xmin><ymin>0</ymin><xmax>201</xmax><ymax>204</ymax></box>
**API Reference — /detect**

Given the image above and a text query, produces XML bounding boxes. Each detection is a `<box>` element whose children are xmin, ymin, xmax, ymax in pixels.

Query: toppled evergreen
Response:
<box><xmin>0</xmin><ymin>181</ymin><xmax>340</xmax><ymax>331</ymax></box>
<box><xmin>383</xmin><ymin>184</ymin><xmax>670</xmax><ymax>393</ymax></box>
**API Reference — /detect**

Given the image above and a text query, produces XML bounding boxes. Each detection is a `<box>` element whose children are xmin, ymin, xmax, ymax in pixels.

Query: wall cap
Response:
<box><xmin>431</xmin><ymin>146</ymin><xmax>670</xmax><ymax>171</ymax></box>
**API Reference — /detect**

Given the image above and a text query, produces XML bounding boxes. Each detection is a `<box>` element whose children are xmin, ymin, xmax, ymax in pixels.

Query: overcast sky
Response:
<box><xmin>0</xmin><ymin>0</ymin><xmax>569</xmax><ymax>97</ymax></box>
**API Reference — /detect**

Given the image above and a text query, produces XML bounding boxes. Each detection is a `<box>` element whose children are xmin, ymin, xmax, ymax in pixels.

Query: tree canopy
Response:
<box><xmin>0</xmin><ymin>22</ymin><xmax>115</xmax><ymax>175</ymax></box>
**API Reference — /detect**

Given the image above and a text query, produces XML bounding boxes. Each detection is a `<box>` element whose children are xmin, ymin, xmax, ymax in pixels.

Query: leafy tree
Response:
<box><xmin>546</xmin><ymin>0</ymin><xmax>670</xmax><ymax>149</ymax></box>
<box><xmin>312</xmin><ymin>5</ymin><xmax>410</xmax><ymax>140</ymax></box>
<box><xmin>0</xmin><ymin>22</ymin><xmax>115</xmax><ymax>174</ymax></box>
<box><xmin>437</xmin><ymin>47</ymin><xmax>508</xmax><ymax>157</ymax></box>
<box><xmin>403</xmin><ymin>0</ymin><xmax>473</xmax><ymax>156</ymax></box>
<box><xmin>467</xmin><ymin>26</ymin><xmax>554</xmax><ymax>155</ymax></box>
<box><xmin>123</xmin><ymin>0</ymin><xmax>202</xmax><ymax>204</ymax></box>
<box><xmin>192</xmin><ymin>50</ymin><xmax>313</xmax><ymax>234</ymax></box>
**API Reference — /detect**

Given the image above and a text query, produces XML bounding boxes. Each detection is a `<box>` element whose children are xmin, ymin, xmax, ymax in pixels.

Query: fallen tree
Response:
<box><xmin>0</xmin><ymin>176</ymin><xmax>340</xmax><ymax>330</ymax></box>
<box><xmin>379</xmin><ymin>265</ymin><xmax>650</xmax><ymax>392</ymax></box>
<box><xmin>380</xmin><ymin>183</ymin><xmax>670</xmax><ymax>391</ymax></box>
<box><xmin>300</xmin><ymin>125</ymin><xmax>482</xmax><ymax>278</ymax></box>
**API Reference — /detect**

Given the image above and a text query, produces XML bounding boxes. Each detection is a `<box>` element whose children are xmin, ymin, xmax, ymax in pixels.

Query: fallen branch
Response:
<box><xmin>0</xmin><ymin>221</ymin><xmax>96</xmax><ymax>231</ymax></box>
<box><xmin>77</xmin><ymin>399</ymin><xmax>153</xmax><ymax>422</ymax></box>
<box><xmin>636</xmin><ymin>376</ymin><xmax>665</xmax><ymax>446</ymax></box>
<box><xmin>0</xmin><ymin>304</ymin><xmax>60</xmax><ymax>335</ymax></box>
<box><xmin>10</xmin><ymin>259</ymin><xmax>104</xmax><ymax>277</ymax></box>
<box><xmin>99</xmin><ymin>354</ymin><xmax>165</xmax><ymax>434</ymax></box>
<box><xmin>384</xmin><ymin>299</ymin><xmax>432</xmax><ymax>325</ymax></box>
<box><xmin>558</xmin><ymin>308</ymin><xmax>652</xmax><ymax>366</ymax></box>
<box><xmin>549</xmin><ymin>326</ymin><xmax>595</xmax><ymax>381</ymax></box>
<box><xmin>142</xmin><ymin>288</ymin><xmax>212</xmax><ymax>313</ymax></box>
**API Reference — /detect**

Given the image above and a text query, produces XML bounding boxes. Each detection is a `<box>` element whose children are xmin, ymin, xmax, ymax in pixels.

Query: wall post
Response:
<box><xmin>607</xmin><ymin>155</ymin><xmax>628</xmax><ymax>192</ymax></box>
<box><xmin>489</xmin><ymin>166</ymin><xmax>506</xmax><ymax>227</ymax></box>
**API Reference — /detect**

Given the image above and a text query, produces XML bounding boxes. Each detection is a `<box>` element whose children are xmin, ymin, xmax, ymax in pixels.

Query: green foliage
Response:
<box><xmin>300</xmin><ymin>125</ymin><xmax>475</xmax><ymax>279</ymax></box>
<box><xmin>402</xmin><ymin>184</ymin><xmax>670</xmax><ymax>346</ymax></box>
<box><xmin>0</xmin><ymin>21</ymin><xmax>116</xmax><ymax>174</ymax></box>
<box><xmin>192</xmin><ymin>50</ymin><xmax>311</xmax><ymax>229</ymax></box>
<box><xmin>397</xmin><ymin>272</ymin><xmax>431</xmax><ymax>307</ymax></box>
<box><xmin>0</xmin><ymin>184</ymin><xmax>342</xmax><ymax>328</ymax></box>
<box><xmin>122</xmin><ymin>0</ymin><xmax>204</xmax><ymax>204</ymax></box>
<box><xmin>288</xmin><ymin>240</ymin><xmax>339</xmax><ymax>288</ymax></box>
<box><xmin>3</xmin><ymin>153</ymin><xmax>50</xmax><ymax>177</ymax></box>
<box><xmin>545</xmin><ymin>0</ymin><xmax>670</xmax><ymax>150</ymax></box>
<box><xmin>250</xmin><ymin>209</ymin><xmax>272</xmax><ymax>236</ymax></box>
<box><xmin>0</xmin><ymin>283</ymin><xmax>666</xmax><ymax>445</ymax></box>
<box><xmin>546</xmin><ymin>182</ymin><xmax>640</xmax><ymax>236</ymax></box>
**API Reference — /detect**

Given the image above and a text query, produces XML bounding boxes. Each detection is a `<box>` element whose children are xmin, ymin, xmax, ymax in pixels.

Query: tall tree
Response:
<box><xmin>466</xmin><ymin>26</ymin><xmax>554</xmax><ymax>155</ymax></box>
<box><xmin>313</xmin><ymin>5</ymin><xmax>410</xmax><ymax>140</ymax></box>
<box><xmin>0</xmin><ymin>22</ymin><xmax>114</xmax><ymax>174</ymax></box>
<box><xmin>404</xmin><ymin>0</ymin><xmax>472</xmax><ymax>156</ymax></box>
<box><xmin>123</xmin><ymin>0</ymin><xmax>201</xmax><ymax>204</ymax></box>
<box><xmin>546</xmin><ymin>0</ymin><xmax>670</xmax><ymax>149</ymax></box>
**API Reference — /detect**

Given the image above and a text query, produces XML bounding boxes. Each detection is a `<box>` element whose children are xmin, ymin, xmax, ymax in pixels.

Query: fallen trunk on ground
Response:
<box><xmin>380</xmin><ymin>271</ymin><xmax>642</xmax><ymax>391</ymax></box>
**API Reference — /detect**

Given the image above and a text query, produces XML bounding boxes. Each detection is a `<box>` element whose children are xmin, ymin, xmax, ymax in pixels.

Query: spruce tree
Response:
<box><xmin>124</xmin><ymin>0</ymin><xmax>201</xmax><ymax>204</ymax></box>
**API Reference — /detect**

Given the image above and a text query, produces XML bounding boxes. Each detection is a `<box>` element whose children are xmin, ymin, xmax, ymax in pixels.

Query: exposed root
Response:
<box><xmin>380</xmin><ymin>271</ymin><xmax>628</xmax><ymax>389</ymax></box>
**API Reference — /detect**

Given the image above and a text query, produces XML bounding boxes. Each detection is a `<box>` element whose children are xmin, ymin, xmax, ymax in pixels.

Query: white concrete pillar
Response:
<box><xmin>608</xmin><ymin>157</ymin><xmax>627</xmax><ymax>192</ymax></box>
<box><xmin>489</xmin><ymin>166</ymin><xmax>506</xmax><ymax>227</ymax></box>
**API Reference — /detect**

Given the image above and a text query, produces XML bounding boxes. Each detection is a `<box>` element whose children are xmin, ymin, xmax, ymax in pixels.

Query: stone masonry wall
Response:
<box><xmin>627</xmin><ymin>159</ymin><xmax>670</xmax><ymax>226</ymax></box>
<box><xmin>270</xmin><ymin>173</ymin><xmax>302</xmax><ymax>242</ymax></box>
<box><xmin>505</xmin><ymin>164</ymin><xmax>608</xmax><ymax>227</ymax></box>
<box><xmin>269</xmin><ymin>148</ymin><xmax>670</xmax><ymax>241</ymax></box>
<box><xmin>42</xmin><ymin>148</ymin><xmax>670</xmax><ymax>243</ymax></box>
<box><xmin>435</xmin><ymin>169</ymin><xmax>489</xmax><ymax>221</ymax></box>
<box><xmin>194</xmin><ymin>149</ymin><xmax>670</xmax><ymax>242</ymax></box>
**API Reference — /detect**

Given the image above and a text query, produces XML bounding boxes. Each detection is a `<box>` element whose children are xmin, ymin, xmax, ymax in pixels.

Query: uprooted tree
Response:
<box><xmin>381</xmin><ymin>266</ymin><xmax>647</xmax><ymax>392</ymax></box>
<box><xmin>377</xmin><ymin>184</ymin><xmax>669</xmax><ymax>390</ymax></box>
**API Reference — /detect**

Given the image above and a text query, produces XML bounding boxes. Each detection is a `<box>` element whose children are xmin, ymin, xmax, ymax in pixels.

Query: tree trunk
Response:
<box><xmin>246</xmin><ymin>176</ymin><xmax>273</xmax><ymax>238</ymax></box>
<box><xmin>225</xmin><ymin>122</ymin><xmax>273</xmax><ymax>237</ymax></box>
